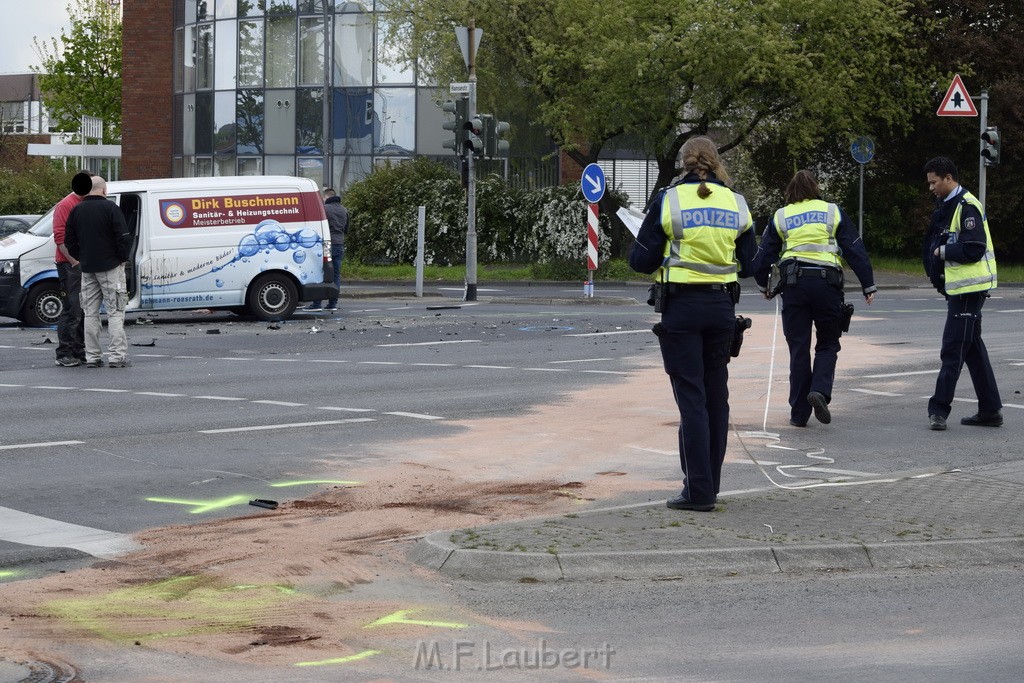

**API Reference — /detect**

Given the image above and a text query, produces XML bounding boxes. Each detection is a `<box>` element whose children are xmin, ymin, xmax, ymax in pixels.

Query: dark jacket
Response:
<box><xmin>65</xmin><ymin>195</ymin><xmax>131</xmax><ymax>273</ymax></box>
<box><xmin>922</xmin><ymin>186</ymin><xmax>987</xmax><ymax>294</ymax></box>
<box><xmin>629</xmin><ymin>173</ymin><xmax>757</xmax><ymax>278</ymax></box>
<box><xmin>324</xmin><ymin>196</ymin><xmax>349</xmax><ymax>244</ymax></box>
<box><xmin>753</xmin><ymin>203</ymin><xmax>876</xmax><ymax>297</ymax></box>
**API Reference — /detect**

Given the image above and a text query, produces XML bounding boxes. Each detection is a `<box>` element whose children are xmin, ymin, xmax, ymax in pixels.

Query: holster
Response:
<box><xmin>730</xmin><ymin>315</ymin><xmax>753</xmax><ymax>357</ymax></box>
<box><xmin>840</xmin><ymin>302</ymin><xmax>854</xmax><ymax>333</ymax></box>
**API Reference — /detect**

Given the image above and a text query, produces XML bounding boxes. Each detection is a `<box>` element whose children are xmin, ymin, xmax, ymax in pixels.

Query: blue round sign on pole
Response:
<box><xmin>850</xmin><ymin>136</ymin><xmax>875</xmax><ymax>164</ymax></box>
<box><xmin>581</xmin><ymin>163</ymin><xmax>606</xmax><ymax>203</ymax></box>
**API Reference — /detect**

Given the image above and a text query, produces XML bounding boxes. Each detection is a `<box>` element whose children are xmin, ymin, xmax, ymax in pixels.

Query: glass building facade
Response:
<box><xmin>172</xmin><ymin>0</ymin><xmax>450</xmax><ymax>190</ymax></box>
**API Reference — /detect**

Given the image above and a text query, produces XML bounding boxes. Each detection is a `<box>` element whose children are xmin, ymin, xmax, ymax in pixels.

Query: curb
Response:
<box><xmin>410</xmin><ymin>532</ymin><xmax>1024</xmax><ymax>582</ymax></box>
<box><xmin>0</xmin><ymin>545</ymin><xmax>90</xmax><ymax>567</ymax></box>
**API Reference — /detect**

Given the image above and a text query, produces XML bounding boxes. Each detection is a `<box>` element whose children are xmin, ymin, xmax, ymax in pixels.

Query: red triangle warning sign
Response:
<box><xmin>937</xmin><ymin>74</ymin><xmax>978</xmax><ymax>116</ymax></box>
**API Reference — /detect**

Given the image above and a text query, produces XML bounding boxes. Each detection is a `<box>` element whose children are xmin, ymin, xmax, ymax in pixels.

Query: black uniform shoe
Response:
<box><xmin>928</xmin><ymin>414</ymin><xmax>947</xmax><ymax>431</ymax></box>
<box><xmin>666</xmin><ymin>495</ymin><xmax>715</xmax><ymax>512</ymax></box>
<box><xmin>789</xmin><ymin>418</ymin><xmax>807</xmax><ymax>427</ymax></box>
<box><xmin>807</xmin><ymin>391</ymin><xmax>831</xmax><ymax>424</ymax></box>
<box><xmin>961</xmin><ymin>411</ymin><xmax>1003</xmax><ymax>427</ymax></box>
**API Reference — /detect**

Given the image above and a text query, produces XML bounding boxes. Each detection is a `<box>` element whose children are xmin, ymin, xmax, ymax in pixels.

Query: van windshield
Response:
<box><xmin>28</xmin><ymin>207</ymin><xmax>55</xmax><ymax>238</ymax></box>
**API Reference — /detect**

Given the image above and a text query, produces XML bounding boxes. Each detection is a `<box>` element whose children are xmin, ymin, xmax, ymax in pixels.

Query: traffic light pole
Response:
<box><xmin>464</xmin><ymin>20</ymin><xmax>479</xmax><ymax>302</ymax></box>
<box><xmin>977</xmin><ymin>89</ymin><xmax>988</xmax><ymax>207</ymax></box>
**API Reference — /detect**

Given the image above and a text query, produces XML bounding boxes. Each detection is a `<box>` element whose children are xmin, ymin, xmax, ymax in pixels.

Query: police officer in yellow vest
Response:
<box><xmin>629</xmin><ymin>136</ymin><xmax>756</xmax><ymax>512</ymax></box>
<box><xmin>753</xmin><ymin>170</ymin><xmax>876</xmax><ymax>427</ymax></box>
<box><xmin>922</xmin><ymin>157</ymin><xmax>1002</xmax><ymax>431</ymax></box>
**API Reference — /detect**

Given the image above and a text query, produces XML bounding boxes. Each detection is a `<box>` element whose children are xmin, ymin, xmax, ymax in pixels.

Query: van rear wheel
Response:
<box><xmin>247</xmin><ymin>274</ymin><xmax>297</xmax><ymax>321</ymax></box>
<box><xmin>21</xmin><ymin>281</ymin><xmax>63</xmax><ymax>327</ymax></box>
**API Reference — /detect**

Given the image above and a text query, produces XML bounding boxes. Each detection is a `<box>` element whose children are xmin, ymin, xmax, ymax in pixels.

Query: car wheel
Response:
<box><xmin>21</xmin><ymin>281</ymin><xmax>63</xmax><ymax>327</ymax></box>
<box><xmin>246</xmin><ymin>273</ymin><xmax>297</xmax><ymax>321</ymax></box>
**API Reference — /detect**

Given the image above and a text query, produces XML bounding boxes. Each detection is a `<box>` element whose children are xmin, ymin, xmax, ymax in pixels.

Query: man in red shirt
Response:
<box><xmin>53</xmin><ymin>172</ymin><xmax>93</xmax><ymax>367</ymax></box>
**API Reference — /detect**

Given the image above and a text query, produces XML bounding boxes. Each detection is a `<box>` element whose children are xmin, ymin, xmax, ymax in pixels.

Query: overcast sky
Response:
<box><xmin>0</xmin><ymin>0</ymin><xmax>72</xmax><ymax>74</ymax></box>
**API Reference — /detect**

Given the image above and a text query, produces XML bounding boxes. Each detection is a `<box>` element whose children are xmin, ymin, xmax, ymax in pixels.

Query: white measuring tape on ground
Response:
<box><xmin>733</xmin><ymin>297</ymin><xmax>954</xmax><ymax>490</ymax></box>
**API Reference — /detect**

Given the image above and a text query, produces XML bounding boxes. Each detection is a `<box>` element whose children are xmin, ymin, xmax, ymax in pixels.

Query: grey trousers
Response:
<box><xmin>81</xmin><ymin>264</ymin><xmax>129</xmax><ymax>363</ymax></box>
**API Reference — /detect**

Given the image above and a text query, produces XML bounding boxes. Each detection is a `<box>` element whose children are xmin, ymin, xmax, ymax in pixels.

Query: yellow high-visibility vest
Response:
<box><xmin>945</xmin><ymin>191</ymin><xmax>997</xmax><ymax>295</ymax></box>
<box><xmin>774</xmin><ymin>199</ymin><xmax>841</xmax><ymax>268</ymax></box>
<box><xmin>658</xmin><ymin>183</ymin><xmax>752</xmax><ymax>284</ymax></box>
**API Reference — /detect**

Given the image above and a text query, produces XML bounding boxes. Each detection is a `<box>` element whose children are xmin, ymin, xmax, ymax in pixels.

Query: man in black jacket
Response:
<box><xmin>65</xmin><ymin>176</ymin><xmax>132</xmax><ymax>368</ymax></box>
<box><xmin>304</xmin><ymin>187</ymin><xmax>348</xmax><ymax>312</ymax></box>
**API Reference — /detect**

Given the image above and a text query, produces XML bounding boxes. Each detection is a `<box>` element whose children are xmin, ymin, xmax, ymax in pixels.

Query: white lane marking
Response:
<box><xmin>317</xmin><ymin>406</ymin><xmax>375</xmax><ymax>412</ymax></box>
<box><xmin>437</xmin><ymin>287</ymin><xmax>503</xmax><ymax>292</ymax></box>
<box><xmin>309</xmin><ymin>359</ymin><xmax>351</xmax><ymax>363</ymax></box>
<box><xmin>920</xmin><ymin>397</ymin><xmax>1024</xmax><ymax>410</ymax></box>
<box><xmin>175</xmin><ymin>355</ymin><xmax>203</xmax><ymax>359</ymax></box>
<box><xmin>628</xmin><ymin>445</ymin><xmax>676</xmax><ymax>455</ymax></box>
<box><xmin>0</xmin><ymin>383</ymin><xmax>25</xmax><ymax>387</ymax></box>
<box><xmin>0</xmin><ymin>440</ymin><xmax>83</xmax><ymax>451</ymax></box>
<box><xmin>564</xmin><ymin>329</ymin><xmax>650</xmax><ymax>337</ymax></box>
<box><xmin>383</xmin><ymin>411</ymin><xmax>444</xmax><ymax>420</ymax></box>
<box><xmin>1003</xmin><ymin>402</ymin><xmax>1024</xmax><ymax>409</ymax></box>
<box><xmin>200</xmin><ymin>418</ymin><xmax>375</xmax><ymax>434</ymax></box>
<box><xmin>135</xmin><ymin>354</ymin><xmax>169</xmax><ymax>357</ymax></box>
<box><xmin>581</xmin><ymin>370</ymin><xmax>628</xmax><ymax>375</ymax></box>
<box><xmin>33</xmin><ymin>385</ymin><xmax>77</xmax><ymax>390</ymax></box>
<box><xmin>377</xmin><ymin>340</ymin><xmax>482</xmax><ymax>347</ymax></box>
<box><xmin>261</xmin><ymin>358</ymin><xmax>301</xmax><ymax>362</ymax></box>
<box><xmin>549</xmin><ymin>358</ymin><xmax>612</xmax><ymax>364</ymax></box>
<box><xmin>409</xmin><ymin>362</ymin><xmax>455</xmax><ymax>367</ymax></box>
<box><xmin>252</xmin><ymin>400</ymin><xmax>306</xmax><ymax>407</ymax></box>
<box><xmin>0</xmin><ymin>505</ymin><xmax>141</xmax><ymax>558</ymax></box>
<box><xmin>1010</xmin><ymin>362</ymin><xmax>1024</xmax><ymax>367</ymax></box>
<box><xmin>850</xmin><ymin>388</ymin><xmax>903</xmax><ymax>397</ymax></box>
<box><xmin>524</xmin><ymin>367</ymin><xmax>570</xmax><ymax>372</ymax></box>
<box><xmin>996</xmin><ymin>309</ymin><xmax>1024</xmax><ymax>313</ymax></box>
<box><xmin>216</xmin><ymin>357</ymin><xmax>249</xmax><ymax>361</ymax></box>
<box><xmin>81</xmin><ymin>388</ymin><xmax>131</xmax><ymax>393</ymax></box>
<box><xmin>194</xmin><ymin>395</ymin><xmax>247</xmax><ymax>401</ymax></box>
<box><xmin>463</xmin><ymin>364</ymin><xmax>513</xmax><ymax>369</ymax></box>
<box><xmin>135</xmin><ymin>392</ymin><xmax>185</xmax><ymax>397</ymax></box>
<box><xmin>730</xmin><ymin>459</ymin><xmax>782</xmax><ymax>466</ymax></box>
<box><xmin>358</xmin><ymin>361</ymin><xmax>401</xmax><ymax>365</ymax></box>
<box><xmin>864</xmin><ymin>370</ymin><xmax>938</xmax><ymax>378</ymax></box>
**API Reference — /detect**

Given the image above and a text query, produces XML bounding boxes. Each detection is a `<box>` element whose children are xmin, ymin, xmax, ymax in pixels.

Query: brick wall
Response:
<box><xmin>121</xmin><ymin>0</ymin><xmax>173</xmax><ymax>180</ymax></box>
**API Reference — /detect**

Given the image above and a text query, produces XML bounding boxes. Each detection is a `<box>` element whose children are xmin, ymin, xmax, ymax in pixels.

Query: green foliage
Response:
<box><xmin>0</xmin><ymin>163</ymin><xmax>75</xmax><ymax>214</ymax></box>
<box><xmin>344</xmin><ymin>158</ymin><xmax>622</xmax><ymax>267</ymax></box>
<box><xmin>33</xmin><ymin>0</ymin><xmax>122</xmax><ymax>141</ymax></box>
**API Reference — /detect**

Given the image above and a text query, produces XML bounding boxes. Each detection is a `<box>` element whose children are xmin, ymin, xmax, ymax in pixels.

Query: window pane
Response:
<box><xmin>197</xmin><ymin>0</ymin><xmax>212</xmax><ymax>21</ymax></box>
<box><xmin>298</xmin><ymin>0</ymin><xmax>329</xmax><ymax>12</ymax></box>
<box><xmin>333</xmin><ymin>12</ymin><xmax>372</xmax><ymax>87</ymax></box>
<box><xmin>238</xmin><ymin>0</ymin><xmax>264</xmax><ymax>16</ymax></box>
<box><xmin>215</xmin><ymin>20</ymin><xmax>237</xmax><ymax>89</ymax></box>
<box><xmin>298</xmin><ymin>17</ymin><xmax>325</xmax><ymax>85</ymax></box>
<box><xmin>237</xmin><ymin>157</ymin><xmax>263</xmax><ymax>175</ymax></box>
<box><xmin>332</xmin><ymin>87</ymin><xmax>371</xmax><ymax>155</ymax></box>
<box><xmin>267</xmin><ymin>0</ymin><xmax>296</xmax><ymax>14</ymax></box>
<box><xmin>375</xmin><ymin>16</ymin><xmax>412</xmax><ymax>85</ymax></box>
<box><xmin>238</xmin><ymin>19</ymin><xmax>264</xmax><ymax>87</ymax></box>
<box><xmin>266</xmin><ymin>15</ymin><xmax>296</xmax><ymax>87</ymax></box>
<box><xmin>186</xmin><ymin>0</ymin><xmax>197</xmax><ymax>24</ymax></box>
<box><xmin>214</xmin><ymin>91</ymin><xmax>236</xmax><ymax>155</ymax></box>
<box><xmin>297</xmin><ymin>157</ymin><xmax>323</xmax><ymax>185</ymax></box>
<box><xmin>197</xmin><ymin>157</ymin><xmax>214</xmax><ymax>177</ymax></box>
<box><xmin>216</xmin><ymin>0</ymin><xmax>237</xmax><ymax>18</ymax></box>
<box><xmin>215</xmin><ymin>156</ymin><xmax>235</xmax><ymax>176</ymax></box>
<box><xmin>196</xmin><ymin>92</ymin><xmax>214</xmax><ymax>153</ymax></box>
<box><xmin>374</xmin><ymin>88</ymin><xmax>414</xmax><ymax>157</ymax></box>
<box><xmin>174</xmin><ymin>28</ymin><xmax>184</xmax><ymax>92</ymax></box>
<box><xmin>183</xmin><ymin>94</ymin><xmax>195</xmax><ymax>154</ymax></box>
<box><xmin>197</xmin><ymin>23</ymin><xmax>214</xmax><ymax>89</ymax></box>
<box><xmin>184</xmin><ymin>26</ymin><xmax>198</xmax><ymax>91</ymax></box>
<box><xmin>337</xmin><ymin>1</ymin><xmax>371</xmax><ymax>12</ymax></box>
<box><xmin>296</xmin><ymin>88</ymin><xmax>324</xmax><ymax>154</ymax></box>
<box><xmin>236</xmin><ymin>89</ymin><xmax>264</xmax><ymax>154</ymax></box>
<box><xmin>266</xmin><ymin>156</ymin><xmax>295</xmax><ymax>175</ymax></box>
<box><xmin>332</xmin><ymin>155</ymin><xmax>372</xmax><ymax>193</ymax></box>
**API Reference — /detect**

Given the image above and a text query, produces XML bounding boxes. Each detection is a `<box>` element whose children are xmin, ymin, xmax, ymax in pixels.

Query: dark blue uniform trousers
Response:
<box><xmin>781</xmin><ymin>276</ymin><xmax>844</xmax><ymax>424</ymax></box>
<box><xmin>657</xmin><ymin>289</ymin><xmax>734</xmax><ymax>505</ymax></box>
<box><xmin>928</xmin><ymin>291</ymin><xmax>1001</xmax><ymax>419</ymax></box>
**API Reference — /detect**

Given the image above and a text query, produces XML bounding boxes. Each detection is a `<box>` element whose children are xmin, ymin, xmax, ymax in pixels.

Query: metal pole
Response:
<box><xmin>978</xmin><ymin>89</ymin><xmax>988</xmax><ymax>207</ymax></box>
<box><xmin>464</xmin><ymin>19</ymin><xmax>478</xmax><ymax>302</ymax></box>
<box><xmin>415</xmin><ymin>205</ymin><xmax>425</xmax><ymax>298</ymax></box>
<box><xmin>858</xmin><ymin>162</ymin><xmax>864</xmax><ymax>241</ymax></box>
<box><xmin>322</xmin><ymin>4</ymin><xmax>332</xmax><ymax>188</ymax></box>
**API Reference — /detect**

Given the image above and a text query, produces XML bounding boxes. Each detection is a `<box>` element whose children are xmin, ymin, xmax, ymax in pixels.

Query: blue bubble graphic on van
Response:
<box><xmin>215</xmin><ymin>279</ymin><xmax>224</xmax><ymax>288</ymax></box>
<box><xmin>238</xmin><ymin>234</ymin><xmax>260</xmax><ymax>257</ymax></box>
<box><xmin>293</xmin><ymin>250</ymin><xmax>307</xmax><ymax>264</ymax></box>
<box><xmin>273</xmin><ymin>232</ymin><xmax>291</xmax><ymax>251</ymax></box>
<box><xmin>296</xmin><ymin>228</ymin><xmax>319</xmax><ymax>248</ymax></box>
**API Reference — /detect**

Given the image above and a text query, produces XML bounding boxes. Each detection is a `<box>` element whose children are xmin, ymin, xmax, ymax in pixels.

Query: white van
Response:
<box><xmin>0</xmin><ymin>176</ymin><xmax>338</xmax><ymax>325</ymax></box>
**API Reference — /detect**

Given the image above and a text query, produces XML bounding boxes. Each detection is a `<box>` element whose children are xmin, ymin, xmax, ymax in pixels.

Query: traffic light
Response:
<box><xmin>487</xmin><ymin>118</ymin><xmax>510</xmax><ymax>158</ymax></box>
<box><xmin>442</xmin><ymin>98</ymin><xmax>468</xmax><ymax>154</ymax></box>
<box><xmin>981</xmin><ymin>126</ymin><xmax>1000</xmax><ymax>166</ymax></box>
<box><xmin>464</xmin><ymin>114</ymin><xmax>484</xmax><ymax>156</ymax></box>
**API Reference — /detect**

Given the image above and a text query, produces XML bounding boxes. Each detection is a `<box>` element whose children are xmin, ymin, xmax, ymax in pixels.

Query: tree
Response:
<box><xmin>32</xmin><ymin>0</ymin><xmax>122</xmax><ymax>142</ymax></box>
<box><xmin>386</xmin><ymin>0</ymin><xmax>937</xmax><ymax>203</ymax></box>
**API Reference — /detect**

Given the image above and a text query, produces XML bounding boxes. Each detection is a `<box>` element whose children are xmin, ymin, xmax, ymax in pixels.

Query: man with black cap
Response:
<box><xmin>53</xmin><ymin>171</ymin><xmax>94</xmax><ymax>367</ymax></box>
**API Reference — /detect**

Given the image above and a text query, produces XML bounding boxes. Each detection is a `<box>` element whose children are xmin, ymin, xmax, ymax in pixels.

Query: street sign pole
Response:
<box><xmin>858</xmin><ymin>163</ymin><xmax>864</xmax><ymax>241</ymax></box>
<box><xmin>849</xmin><ymin>136</ymin><xmax>874</xmax><ymax>242</ymax></box>
<box><xmin>977</xmin><ymin>90</ymin><xmax>988</xmax><ymax>207</ymax></box>
<box><xmin>456</xmin><ymin>21</ymin><xmax>482</xmax><ymax>302</ymax></box>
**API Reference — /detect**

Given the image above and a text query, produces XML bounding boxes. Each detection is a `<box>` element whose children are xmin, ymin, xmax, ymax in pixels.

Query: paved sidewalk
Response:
<box><xmin>411</xmin><ymin>466</ymin><xmax>1024</xmax><ymax>581</ymax></box>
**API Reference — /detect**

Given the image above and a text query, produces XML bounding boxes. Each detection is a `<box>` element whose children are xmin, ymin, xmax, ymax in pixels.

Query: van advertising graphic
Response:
<box><xmin>158</xmin><ymin>192</ymin><xmax>317</xmax><ymax>229</ymax></box>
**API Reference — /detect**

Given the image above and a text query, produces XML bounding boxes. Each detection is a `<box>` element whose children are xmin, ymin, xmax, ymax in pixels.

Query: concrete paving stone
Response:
<box><xmin>772</xmin><ymin>544</ymin><xmax>873</xmax><ymax>572</ymax></box>
<box><xmin>559</xmin><ymin>547</ymin><xmax>780</xmax><ymax>580</ymax></box>
<box><xmin>437</xmin><ymin>549</ymin><xmax>563</xmax><ymax>582</ymax></box>
<box><xmin>865</xmin><ymin>537</ymin><xmax>1024</xmax><ymax>569</ymax></box>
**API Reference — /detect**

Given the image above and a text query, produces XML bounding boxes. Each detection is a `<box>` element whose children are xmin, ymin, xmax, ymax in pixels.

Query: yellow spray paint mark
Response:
<box><xmin>0</xmin><ymin>570</ymin><xmax>20</xmax><ymax>580</ymax></box>
<box><xmin>270</xmin><ymin>480</ymin><xmax>362</xmax><ymax>488</ymax></box>
<box><xmin>294</xmin><ymin>649</ymin><xmax>381</xmax><ymax>667</ymax></box>
<box><xmin>145</xmin><ymin>494</ymin><xmax>250</xmax><ymax>513</ymax></box>
<box><xmin>365</xmin><ymin>609</ymin><xmax>469</xmax><ymax>629</ymax></box>
<box><xmin>555</xmin><ymin>489</ymin><xmax>588</xmax><ymax>504</ymax></box>
<box><xmin>44</xmin><ymin>575</ymin><xmax>299</xmax><ymax>643</ymax></box>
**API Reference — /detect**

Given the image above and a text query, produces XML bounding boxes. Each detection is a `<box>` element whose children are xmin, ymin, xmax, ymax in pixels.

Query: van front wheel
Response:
<box><xmin>21</xmin><ymin>281</ymin><xmax>63</xmax><ymax>327</ymax></box>
<box><xmin>247</xmin><ymin>274</ymin><xmax>297</xmax><ymax>321</ymax></box>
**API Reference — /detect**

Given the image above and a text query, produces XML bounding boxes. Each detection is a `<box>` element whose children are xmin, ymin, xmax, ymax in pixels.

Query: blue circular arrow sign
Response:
<box><xmin>850</xmin><ymin>136</ymin><xmax>875</xmax><ymax>164</ymax></box>
<box><xmin>581</xmin><ymin>163</ymin><xmax>606</xmax><ymax>203</ymax></box>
